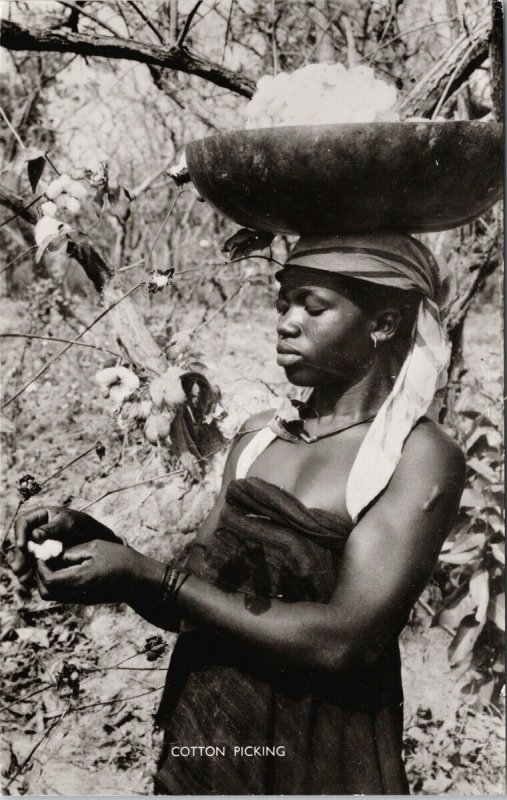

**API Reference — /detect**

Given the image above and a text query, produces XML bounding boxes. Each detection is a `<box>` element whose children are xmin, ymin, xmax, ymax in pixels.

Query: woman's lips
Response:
<box><xmin>276</xmin><ymin>344</ymin><xmax>303</xmax><ymax>366</ymax></box>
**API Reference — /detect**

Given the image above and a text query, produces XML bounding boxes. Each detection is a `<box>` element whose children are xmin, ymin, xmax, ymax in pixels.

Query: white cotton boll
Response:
<box><xmin>256</xmin><ymin>75</ymin><xmax>274</xmax><ymax>92</ymax></box>
<box><xmin>66</xmin><ymin>180</ymin><xmax>88</xmax><ymax>200</ymax></box>
<box><xmin>58</xmin><ymin>174</ymin><xmax>72</xmax><ymax>191</ymax></box>
<box><xmin>95</xmin><ymin>367</ymin><xmax>121</xmax><ymax>388</ymax></box>
<box><xmin>350</xmin><ymin>65</ymin><xmax>375</xmax><ymax>82</ymax></box>
<box><xmin>45</xmin><ymin>178</ymin><xmax>66</xmax><ymax>200</ymax></box>
<box><xmin>28</xmin><ymin>539</ymin><xmax>63</xmax><ymax>561</ymax></box>
<box><xmin>34</xmin><ymin>216</ymin><xmax>61</xmax><ymax>245</ymax></box>
<box><xmin>149</xmin><ymin>376</ymin><xmax>166</xmax><ymax>408</ymax></box>
<box><xmin>94</xmin><ymin>367</ymin><xmax>139</xmax><ymax>402</ymax></box>
<box><xmin>144</xmin><ymin>413</ymin><xmax>172</xmax><ymax>444</ymax></box>
<box><xmin>63</xmin><ymin>196</ymin><xmax>81</xmax><ymax>216</ymax></box>
<box><xmin>108</xmin><ymin>384</ymin><xmax>129</xmax><ymax>406</ymax></box>
<box><xmin>161</xmin><ymin>366</ymin><xmax>186</xmax><ymax>406</ymax></box>
<box><xmin>244</xmin><ymin>61</ymin><xmax>399</xmax><ymax>128</ymax></box>
<box><xmin>40</xmin><ymin>201</ymin><xmax>58</xmax><ymax>217</ymax></box>
<box><xmin>372</xmin><ymin>82</ymin><xmax>397</xmax><ymax>112</ymax></box>
<box><xmin>376</xmin><ymin>109</ymin><xmax>400</xmax><ymax>122</ymax></box>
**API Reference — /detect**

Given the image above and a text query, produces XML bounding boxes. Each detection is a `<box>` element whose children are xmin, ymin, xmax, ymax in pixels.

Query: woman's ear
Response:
<box><xmin>370</xmin><ymin>308</ymin><xmax>402</xmax><ymax>342</ymax></box>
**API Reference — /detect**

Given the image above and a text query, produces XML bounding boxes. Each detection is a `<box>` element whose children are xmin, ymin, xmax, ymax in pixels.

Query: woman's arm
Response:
<box><xmin>34</xmin><ymin>421</ymin><xmax>465</xmax><ymax>676</ymax></box>
<box><xmin>142</xmin><ymin>422</ymin><xmax>466</xmax><ymax>672</ymax></box>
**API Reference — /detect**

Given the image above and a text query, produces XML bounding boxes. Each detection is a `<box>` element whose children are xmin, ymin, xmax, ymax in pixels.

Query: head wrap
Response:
<box><xmin>278</xmin><ymin>232</ymin><xmax>451</xmax><ymax>523</ymax></box>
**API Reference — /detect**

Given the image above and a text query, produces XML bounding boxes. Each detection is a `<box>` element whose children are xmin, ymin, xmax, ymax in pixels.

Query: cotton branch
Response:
<box><xmin>0</xmin><ymin>19</ymin><xmax>255</xmax><ymax>98</ymax></box>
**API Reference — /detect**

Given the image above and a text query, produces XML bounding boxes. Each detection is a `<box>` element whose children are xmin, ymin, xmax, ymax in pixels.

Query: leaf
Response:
<box><xmin>3</xmin><ymin>146</ymin><xmax>45</xmax><ymax>177</ymax></box>
<box><xmin>448</xmin><ymin>614</ymin><xmax>485</xmax><ymax>666</ymax></box>
<box><xmin>437</xmin><ymin>590</ymin><xmax>476</xmax><ymax>631</ymax></box>
<box><xmin>222</xmin><ymin>227</ymin><xmax>275</xmax><ymax>259</ymax></box>
<box><xmin>461</xmin><ymin>487</ymin><xmax>483</xmax><ymax>508</ymax></box>
<box><xmin>93</xmin><ymin>187</ymin><xmax>106</xmax><ymax>216</ymax></box>
<box><xmin>108</xmin><ymin>186</ymin><xmax>131</xmax><ymax>221</ymax></box>
<box><xmin>27</xmin><ymin>155</ymin><xmax>46</xmax><ymax>193</ymax></box>
<box><xmin>439</xmin><ymin>549</ymin><xmax>479</xmax><ymax>565</ymax></box>
<box><xmin>15</xmin><ymin>627</ymin><xmax>50</xmax><ymax>648</ymax></box>
<box><xmin>490</xmin><ymin>542</ymin><xmax>505</xmax><ymax>565</ymax></box>
<box><xmin>36</xmin><ymin>232</ymin><xmax>60</xmax><ymax>263</ymax></box>
<box><xmin>441</xmin><ymin>532</ymin><xmax>486</xmax><ymax>554</ymax></box>
<box><xmin>467</xmin><ymin>457</ymin><xmax>498</xmax><ymax>483</ymax></box>
<box><xmin>67</xmin><ymin>233</ymin><xmax>113</xmax><ymax>292</ymax></box>
<box><xmin>469</xmin><ymin>569</ymin><xmax>489</xmax><ymax>624</ymax></box>
<box><xmin>487</xmin><ymin>592</ymin><xmax>505</xmax><ymax>631</ymax></box>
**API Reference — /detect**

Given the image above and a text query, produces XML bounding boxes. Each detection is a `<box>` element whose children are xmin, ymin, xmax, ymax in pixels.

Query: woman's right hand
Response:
<box><xmin>10</xmin><ymin>506</ymin><xmax>121</xmax><ymax>589</ymax></box>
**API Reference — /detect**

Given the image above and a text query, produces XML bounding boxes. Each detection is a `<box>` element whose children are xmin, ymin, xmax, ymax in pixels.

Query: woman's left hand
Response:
<box><xmin>35</xmin><ymin>539</ymin><xmax>140</xmax><ymax>605</ymax></box>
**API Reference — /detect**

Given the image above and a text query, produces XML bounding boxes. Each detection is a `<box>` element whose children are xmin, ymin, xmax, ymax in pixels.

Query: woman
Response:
<box><xmin>12</xmin><ymin>232</ymin><xmax>466</xmax><ymax>795</ymax></box>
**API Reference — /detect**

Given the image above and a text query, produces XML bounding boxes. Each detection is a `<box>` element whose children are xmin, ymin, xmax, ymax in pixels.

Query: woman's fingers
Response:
<box><xmin>36</xmin><ymin>560</ymin><xmax>83</xmax><ymax>601</ymax></box>
<box><xmin>11</xmin><ymin>508</ymin><xmax>50</xmax><ymax>575</ymax></box>
<box><xmin>59</xmin><ymin>544</ymin><xmax>93</xmax><ymax>564</ymax></box>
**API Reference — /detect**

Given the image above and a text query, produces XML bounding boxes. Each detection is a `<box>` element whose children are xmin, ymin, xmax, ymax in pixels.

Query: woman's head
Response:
<box><xmin>275</xmin><ymin>265</ymin><xmax>421</xmax><ymax>386</ymax></box>
<box><xmin>275</xmin><ymin>232</ymin><xmax>442</xmax><ymax>386</ymax></box>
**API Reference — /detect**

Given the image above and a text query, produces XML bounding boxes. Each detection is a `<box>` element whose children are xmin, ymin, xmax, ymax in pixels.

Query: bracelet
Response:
<box><xmin>161</xmin><ymin>563</ymin><xmax>188</xmax><ymax>605</ymax></box>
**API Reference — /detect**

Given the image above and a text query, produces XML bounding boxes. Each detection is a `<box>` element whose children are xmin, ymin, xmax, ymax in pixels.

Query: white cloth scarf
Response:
<box><xmin>279</xmin><ymin>232</ymin><xmax>452</xmax><ymax>523</ymax></box>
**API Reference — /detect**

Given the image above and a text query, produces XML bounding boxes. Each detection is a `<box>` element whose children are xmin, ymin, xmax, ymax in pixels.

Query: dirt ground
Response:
<box><xmin>1</xmin><ymin>292</ymin><xmax>504</xmax><ymax>796</ymax></box>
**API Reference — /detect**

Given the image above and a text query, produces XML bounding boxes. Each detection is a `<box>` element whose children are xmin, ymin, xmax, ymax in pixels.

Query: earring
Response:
<box><xmin>371</xmin><ymin>333</ymin><xmax>378</xmax><ymax>349</ymax></box>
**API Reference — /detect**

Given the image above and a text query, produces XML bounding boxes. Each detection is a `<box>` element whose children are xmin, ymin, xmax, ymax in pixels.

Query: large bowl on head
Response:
<box><xmin>185</xmin><ymin>122</ymin><xmax>503</xmax><ymax>234</ymax></box>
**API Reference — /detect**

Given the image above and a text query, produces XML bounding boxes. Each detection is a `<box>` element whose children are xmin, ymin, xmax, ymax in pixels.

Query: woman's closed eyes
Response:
<box><xmin>274</xmin><ymin>296</ymin><xmax>327</xmax><ymax>316</ymax></box>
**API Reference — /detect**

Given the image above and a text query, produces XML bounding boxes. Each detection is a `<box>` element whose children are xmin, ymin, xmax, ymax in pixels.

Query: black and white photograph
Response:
<box><xmin>0</xmin><ymin>0</ymin><xmax>504</xmax><ymax>795</ymax></box>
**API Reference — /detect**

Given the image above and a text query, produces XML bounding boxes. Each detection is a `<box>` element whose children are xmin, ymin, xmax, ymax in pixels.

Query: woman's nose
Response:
<box><xmin>276</xmin><ymin>308</ymin><xmax>302</xmax><ymax>337</ymax></box>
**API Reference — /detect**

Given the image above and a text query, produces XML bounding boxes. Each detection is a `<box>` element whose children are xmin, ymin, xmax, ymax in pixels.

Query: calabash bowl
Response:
<box><xmin>185</xmin><ymin>122</ymin><xmax>503</xmax><ymax>234</ymax></box>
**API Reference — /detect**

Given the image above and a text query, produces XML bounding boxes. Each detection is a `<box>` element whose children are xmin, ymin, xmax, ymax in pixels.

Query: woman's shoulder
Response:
<box><xmin>400</xmin><ymin>417</ymin><xmax>466</xmax><ymax>483</ymax></box>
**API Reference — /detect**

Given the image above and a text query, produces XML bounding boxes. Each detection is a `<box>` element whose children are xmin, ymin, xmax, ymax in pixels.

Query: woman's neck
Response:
<box><xmin>308</xmin><ymin>358</ymin><xmax>393</xmax><ymax>427</ymax></box>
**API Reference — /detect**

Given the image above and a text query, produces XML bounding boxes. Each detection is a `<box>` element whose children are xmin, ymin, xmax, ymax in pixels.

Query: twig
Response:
<box><xmin>0</xmin><ymin>195</ymin><xmax>43</xmax><ymax>229</ymax></box>
<box><xmin>0</xmin><ymin>245</ymin><xmax>37</xmax><ymax>274</ymax></box>
<box><xmin>1</xmin><ymin>500</ymin><xmax>23</xmax><ymax>551</ymax></box>
<box><xmin>194</xmin><ymin>283</ymin><xmax>245</xmax><ymax>332</ymax></box>
<box><xmin>79</xmin><ymin>442</ymin><xmax>229</xmax><ymax>511</ymax></box>
<box><xmin>222</xmin><ymin>0</ymin><xmax>235</xmax><ymax>62</ymax></box>
<box><xmin>46</xmin><ymin>686</ymin><xmax>165</xmax><ymax>718</ymax></box>
<box><xmin>1</xmin><ymin>332</ymin><xmax>122</xmax><ymax>359</ymax></box>
<box><xmin>44</xmin><ymin>152</ymin><xmax>60</xmax><ymax>175</ymax></box>
<box><xmin>56</xmin><ymin>0</ymin><xmax>124</xmax><ymax>38</ymax></box>
<box><xmin>431</xmin><ymin>42</ymin><xmax>474</xmax><ymax>118</ymax></box>
<box><xmin>372</xmin><ymin>15</ymin><xmax>465</xmax><ymax>56</ymax></box>
<box><xmin>174</xmin><ymin>253</ymin><xmax>285</xmax><ymax>278</ymax></box>
<box><xmin>117</xmin><ymin>258</ymin><xmax>145</xmax><ymax>272</ymax></box>
<box><xmin>0</xmin><ymin>105</ymin><xmax>25</xmax><ymax>148</ymax></box>
<box><xmin>368</xmin><ymin>0</ymin><xmax>397</xmax><ymax>64</ymax></box>
<box><xmin>4</xmin><ymin>709</ymin><xmax>68</xmax><ymax>789</ymax></box>
<box><xmin>131</xmin><ymin>155</ymin><xmax>175</xmax><ymax>199</ymax></box>
<box><xmin>127</xmin><ymin>0</ymin><xmax>165</xmax><ymax>43</ymax></box>
<box><xmin>145</xmin><ymin>190</ymin><xmax>188</xmax><ymax>268</ymax></box>
<box><xmin>40</xmin><ymin>418</ymin><xmax>116</xmax><ymax>488</ymax></box>
<box><xmin>416</xmin><ymin>597</ymin><xmax>456</xmax><ymax>637</ymax></box>
<box><xmin>0</xmin><ymin>684</ymin><xmax>53</xmax><ymax>714</ymax></box>
<box><xmin>1</xmin><ymin>282</ymin><xmax>145</xmax><ymax>409</ymax></box>
<box><xmin>339</xmin><ymin>15</ymin><xmax>357</xmax><ymax>68</ymax></box>
<box><xmin>177</xmin><ymin>0</ymin><xmax>203</xmax><ymax>48</ymax></box>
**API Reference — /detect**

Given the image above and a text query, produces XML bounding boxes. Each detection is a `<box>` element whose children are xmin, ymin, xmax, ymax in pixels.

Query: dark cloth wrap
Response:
<box><xmin>154</xmin><ymin>477</ymin><xmax>409</xmax><ymax>795</ymax></box>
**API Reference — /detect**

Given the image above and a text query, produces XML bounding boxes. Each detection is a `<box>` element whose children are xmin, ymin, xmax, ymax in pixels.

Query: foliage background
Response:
<box><xmin>0</xmin><ymin>0</ymin><xmax>504</xmax><ymax>794</ymax></box>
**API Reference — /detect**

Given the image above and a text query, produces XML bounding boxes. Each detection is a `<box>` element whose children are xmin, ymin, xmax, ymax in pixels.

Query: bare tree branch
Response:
<box><xmin>0</xmin><ymin>19</ymin><xmax>255</xmax><ymax>98</ymax></box>
<box><xmin>398</xmin><ymin>15</ymin><xmax>490</xmax><ymax>117</ymax></box>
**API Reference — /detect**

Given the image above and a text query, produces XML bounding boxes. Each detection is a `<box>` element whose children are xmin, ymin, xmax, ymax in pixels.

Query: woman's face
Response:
<box><xmin>275</xmin><ymin>268</ymin><xmax>373</xmax><ymax>387</ymax></box>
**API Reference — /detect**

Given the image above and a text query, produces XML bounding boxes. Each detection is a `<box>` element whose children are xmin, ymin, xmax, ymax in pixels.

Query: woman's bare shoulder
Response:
<box><xmin>399</xmin><ymin>418</ymin><xmax>466</xmax><ymax>486</ymax></box>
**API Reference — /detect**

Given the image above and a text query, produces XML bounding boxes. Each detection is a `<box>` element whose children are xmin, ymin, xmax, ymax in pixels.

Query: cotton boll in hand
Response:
<box><xmin>28</xmin><ymin>539</ymin><xmax>63</xmax><ymax>561</ymax></box>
